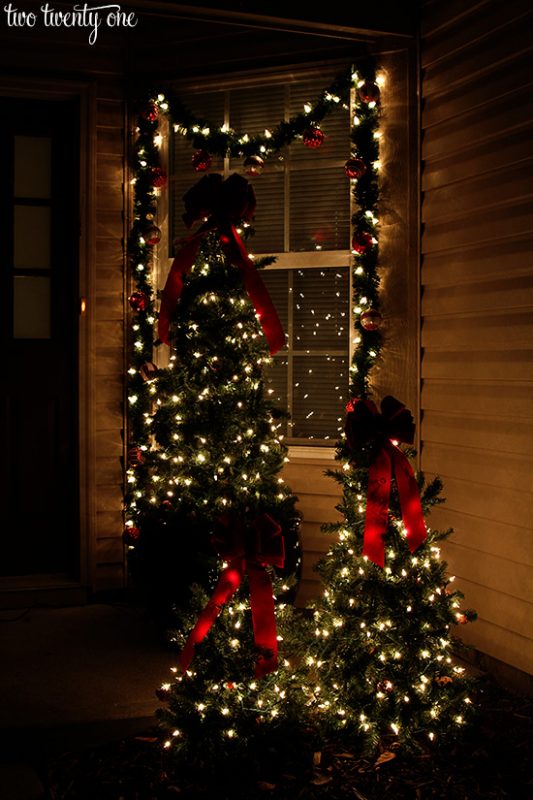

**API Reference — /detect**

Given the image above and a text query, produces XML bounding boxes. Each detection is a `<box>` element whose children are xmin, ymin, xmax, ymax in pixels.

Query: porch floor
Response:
<box><xmin>0</xmin><ymin>599</ymin><xmax>172</xmax><ymax>798</ymax></box>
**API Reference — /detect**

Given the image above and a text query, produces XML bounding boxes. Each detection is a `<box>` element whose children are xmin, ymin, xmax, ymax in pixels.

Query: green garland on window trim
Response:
<box><xmin>124</xmin><ymin>62</ymin><xmax>384</xmax><ymax>539</ymax></box>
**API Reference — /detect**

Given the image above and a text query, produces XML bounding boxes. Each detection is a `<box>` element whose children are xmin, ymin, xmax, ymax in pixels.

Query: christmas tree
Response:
<box><xmin>125</xmin><ymin>170</ymin><xmax>301</xmax><ymax>624</ymax></box>
<box><xmin>145</xmin><ymin>177</ymin><xmax>311</xmax><ymax>783</ymax></box>
<box><xmin>300</xmin><ymin>73</ymin><xmax>478</xmax><ymax>754</ymax></box>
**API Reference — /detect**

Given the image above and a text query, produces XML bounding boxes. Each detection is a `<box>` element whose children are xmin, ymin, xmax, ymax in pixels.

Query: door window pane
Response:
<box><xmin>13</xmin><ymin>276</ymin><xmax>51</xmax><ymax>338</ymax></box>
<box><xmin>14</xmin><ymin>205</ymin><xmax>51</xmax><ymax>269</ymax></box>
<box><xmin>14</xmin><ymin>136</ymin><xmax>52</xmax><ymax>199</ymax></box>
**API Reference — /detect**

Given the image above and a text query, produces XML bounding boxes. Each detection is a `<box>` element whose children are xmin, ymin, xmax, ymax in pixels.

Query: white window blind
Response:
<box><xmin>170</xmin><ymin>73</ymin><xmax>352</xmax><ymax>444</ymax></box>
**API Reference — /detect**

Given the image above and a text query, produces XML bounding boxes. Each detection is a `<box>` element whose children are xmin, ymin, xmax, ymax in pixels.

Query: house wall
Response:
<box><xmin>93</xmin><ymin>87</ymin><xmax>128</xmax><ymax>591</ymax></box>
<box><xmin>420</xmin><ymin>0</ymin><xmax>533</xmax><ymax>677</ymax></box>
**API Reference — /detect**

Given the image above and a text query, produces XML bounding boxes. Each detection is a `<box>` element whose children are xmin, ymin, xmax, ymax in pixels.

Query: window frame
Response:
<box><xmin>161</xmin><ymin>59</ymin><xmax>357</xmax><ymax>454</ymax></box>
<box><xmin>156</xmin><ymin>47</ymin><xmax>419</xmax><ymax>456</ymax></box>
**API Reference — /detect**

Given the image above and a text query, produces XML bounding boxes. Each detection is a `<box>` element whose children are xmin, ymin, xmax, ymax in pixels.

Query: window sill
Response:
<box><xmin>288</xmin><ymin>444</ymin><xmax>337</xmax><ymax>461</ymax></box>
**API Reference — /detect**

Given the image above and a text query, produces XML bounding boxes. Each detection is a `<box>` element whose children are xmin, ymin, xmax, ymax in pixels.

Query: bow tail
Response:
<box><xmin>362</xmin><ymin>447</ymin><xmax>391</xmax><ymax>567</ymax></box>
<box><xmin>177</xmin><ymin>561</ymin><xmax>244</xmax><ymax>673</ymax></box>
<box><xmin>392</xmin><ymin>449</ymin><xmax>427</xmax><ymax>554</ymax></box>
<box><xmin>225</xmin><ymin>225</ymin><xmax>285</xmax><ymax>355</ymax></box>
<box><xmin>247</xmin><ymin>561</ymin><xmax>278</xmax><ymax>678</ymax></box>
<box><xmin>157</xmin><ymin>235</ymin><xmax>204</xmax><ymax>345</ymax></box>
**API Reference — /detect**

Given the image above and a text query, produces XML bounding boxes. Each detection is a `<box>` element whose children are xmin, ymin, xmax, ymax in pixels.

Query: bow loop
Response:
<box><xmin>212</xmin><ymin>513</ymin><xmax>284</xmax><ymax>569</ymax></box>
<box><xmin>345</xmin><ymin>397</ymin><xmax>426</xmax><ymax>567</ymax></box>
<box><xmin>182</xmin><ymin>173</ymin><xmax>256</xmax><ymax>229</ymax></box>
<box><xmin>345</xmin><ymin>396</ymin><xmax>415</xmax><ymax>452</ymax></box>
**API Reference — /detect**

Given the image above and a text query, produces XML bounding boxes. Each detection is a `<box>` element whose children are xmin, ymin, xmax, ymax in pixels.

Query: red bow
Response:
<box><xmin>345</xmin><ymin>397</ymin><xmax>427</xmax><ymax>567</ymax></box>
<box><xmin>157</xmin><ymin>173</ymin><xmax>285</xmax><ymax>355</ymax></box>
<box><xmin>177</xmin><ymin>513</ymin><xmax>284</xmax><ymax>679</ymax></box>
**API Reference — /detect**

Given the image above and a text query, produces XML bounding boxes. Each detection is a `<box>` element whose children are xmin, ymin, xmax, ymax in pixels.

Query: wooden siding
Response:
<box><xmin>282</xmin><ymin>457</ymin><xmax>341</xmax><ymax>607</ymax></box>
<box><xmin>93</xmin><ymin>86</ymin><xmax>127</xmax><ymax>591</ymax></box>
<box><xmin>420</xmin><ymin>0</ymin><xmax>533</xmax><ymax>675</ymax></box>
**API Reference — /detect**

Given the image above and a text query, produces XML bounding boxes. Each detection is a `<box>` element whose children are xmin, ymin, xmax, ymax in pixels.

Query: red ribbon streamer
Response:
<box><xmin>177</xmin><ymin>513</ymin><xmax>284</xmax><ymax>679</ymax></box>
<box><xmin>157</xmin><ymin>174</ymin><xmax>285</xmax><ymax>355</ymax></box>
<box><xmin>345</xmin><ymin>397</ymin><xmax>427</xmax><ymax>567</ymax></box>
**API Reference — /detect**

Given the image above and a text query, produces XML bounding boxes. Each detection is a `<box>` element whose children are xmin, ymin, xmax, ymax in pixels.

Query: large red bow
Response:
<box><xmin>345</xmin><ymin>397</ymin><xmax>427</xmax><ymax>567</ymax></box>
<box><xmin>177</xmin><ymin>513</ymin><xmax>284</xmax><ymax>679</ymax></box>
<box><xmin>157</xmin><ymin>173</ymin><xmax>285</xmax><ymax>355</ymax></box>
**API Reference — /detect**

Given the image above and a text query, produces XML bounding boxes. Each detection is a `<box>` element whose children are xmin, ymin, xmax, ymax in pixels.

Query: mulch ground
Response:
<box><xmin>42</xmin><ymin>680</ymin><xmax>532</xmax><ymax>800</ymax></box>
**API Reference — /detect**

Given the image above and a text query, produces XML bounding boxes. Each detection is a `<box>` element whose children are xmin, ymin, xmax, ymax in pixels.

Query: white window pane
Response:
<box><xmin>290</xmin><ymin>168</ymin><xmax>350</xmax><ymax>251</ymax></box>
<box><xmin>13</xmin><ymin>276</ymin><xmax>51</xmax><ymax>338</ymax></box>
<box><xmin>265</xmin><ymin>357</ymin><xmax>288</xmax><ymax>437</ymax></box>
<box><xmin>250</xmin><ymin>170</ymin><xmax>285</xmax><ymax>253</ymax></box>
<box><xmin>293</xmin><ymin>267</ymin><xmax>349</xmax><ymax>349</ymax></box>
<box><xmin>229</xmin><ymin>85</ymin><xmax>284</xmax><ymax>142</ymax></box>
<box><xmin>291</xmin><ymin>355</ymin><xmax>348</xmax><ymax>440</ymax></box>
<box><xmin>14</xmin><ymin>205</ymin><xmax>51</xmax><ymax>269</ymax></box>
<box><xmin>14</xmin><ymin>136</ymin><xmax>52</xmax><ymax>199</ymax></box>
<box><xmin>261</xmin><ymin>269</ymin><xmax>289</xmax><ymax>332</ymax></box>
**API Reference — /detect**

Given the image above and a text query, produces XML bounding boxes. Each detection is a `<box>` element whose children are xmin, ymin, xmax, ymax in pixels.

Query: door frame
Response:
<box><xmin>0</xmin><ymin>77</ymin><xmax>96</xmax><ymax>606</ymax></box>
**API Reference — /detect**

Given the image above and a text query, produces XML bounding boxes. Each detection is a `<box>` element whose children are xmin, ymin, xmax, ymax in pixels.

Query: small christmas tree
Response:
<box><xmin>305</xmin><ymin>432</ymin><xmax>477</xmax><ymax>752</ymax></box>
<box><xmin>299</xmin><ymin>71</ymin><xmax>477</xmax><ymax>754</ymax></box>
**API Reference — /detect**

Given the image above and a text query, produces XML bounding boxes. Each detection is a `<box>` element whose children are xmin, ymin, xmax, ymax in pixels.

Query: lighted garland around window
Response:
<box><xmin>124</xmin><ymin>63</ymin><xmax>385</xmax><ymax>544</ymax></box>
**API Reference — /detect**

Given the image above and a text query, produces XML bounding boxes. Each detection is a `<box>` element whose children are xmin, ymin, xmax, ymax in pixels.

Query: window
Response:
<box><xmin>169</xmin><ymin>71</ymin><xmax>353</xmax><ymax>445</ymax></box>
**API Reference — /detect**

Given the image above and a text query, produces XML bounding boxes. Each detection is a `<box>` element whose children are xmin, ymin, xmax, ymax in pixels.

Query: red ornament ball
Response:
<box><xmin>150</xmin><ymin>167</ymin><xmax>167</xmax><ymax>188</ymax></box>
<box><xmin>244</xmin><ymin>155</ymin><xmax>265</xmax><ymax>175</ymax></box>
<box><xmin>351</xmin><ymin>230</ymin><xmax>374</xmax><ymax>254</ymax></box>
<box><xmin>303</xmin><ymin>127</ymin><xmax>325</xmax><ymax>148</ymax></box>
<box><xmin>144</xmin><ymin>225</ymin><xmax>161</xmax><ymax>246</ymax></box>
<box><xmin>141</xmin><ymin>102</ymin><xmax>159</xmax><ymax>122</ymax></box>
<box><xmin>358</xmin><ymin>80</ymin><xmax>380</xmax><ymax>104</ymax></box>
<box><xmin>360</xmin><ymin>309</ymin><xmax>383</xmax><ymax>331</ymax></box>
<box><xmin>128</xmin><ymin>447</ymin><xmax>144</xmax><ymax>468</ymax></box>
<box><xmin>123</xmin><ymin>525</ymin><xmax>140</xmax><ymax>542</ymax></box>
<box><xmin>129</xmin><ymin>291</ymin><xmax>148</xmax><ymax>312</ymax></box>
<box><xmin>344</xmin><ymin>157</ymin><xmax>367</xmax><ymax>180</ymax></box>
<box><xmin>192</xmin><ymin>149</ymin><xmax>212</xmax><ymax>172</ymax></box>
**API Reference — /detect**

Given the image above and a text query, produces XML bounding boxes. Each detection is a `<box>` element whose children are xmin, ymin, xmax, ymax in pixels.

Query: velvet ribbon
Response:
<box><xmin>345</xmin><ymin>396</ymin><xmax>427</xmax><ymax>567</ymax></box>
<box><xmin>158</xmin><ymin>173</ymin><xmax>285</xmax><ymax>355</ymax></box>
<box><xmin>177</xmin><ymin>513</ymin><xmax>285</xmax><ymax>679</ymax></box>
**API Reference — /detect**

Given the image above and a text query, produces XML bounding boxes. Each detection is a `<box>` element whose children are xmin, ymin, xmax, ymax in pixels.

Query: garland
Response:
<box><xmin>124</xmin><ymin>63</ymin><xmax>383</xmax><ymax>540</ymax></box>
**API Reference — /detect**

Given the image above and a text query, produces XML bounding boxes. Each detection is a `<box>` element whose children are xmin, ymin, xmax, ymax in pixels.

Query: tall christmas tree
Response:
<box><xmin>143</xmin><ymin>177</ymin><xmax>309</xmax><ymax>783</ymax></box>
<box><xmin>301</xmin><ymin>71</ymin><xmax>478</xmax><ymax>754</ymax></box>
<box><xmin>126</xmin><ymin>171</ymin><xmax>305</xmax><ymax>613</ymax></box>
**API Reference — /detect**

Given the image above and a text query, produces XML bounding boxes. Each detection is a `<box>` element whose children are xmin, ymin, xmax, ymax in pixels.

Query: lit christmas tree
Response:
<box><xmin>125</xmin><ymin>171</ymin><xmax>302</xmax><ymax>604</ymax></box>
<box><xmin>135</xmin><ymin>175</ymin><xmax>314</xmax><ymax>782</ymax></box>
<box><xmin>300</xmin><ymin>72</ymin><xmax>478</xmax><ymax>754</ymax></box>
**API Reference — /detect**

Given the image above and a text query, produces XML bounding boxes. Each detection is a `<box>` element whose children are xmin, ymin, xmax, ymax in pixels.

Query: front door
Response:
<box><xmin>0</xmin><ymin>97</ymin><xmax>79</xmax><ymax>578</ymax></box>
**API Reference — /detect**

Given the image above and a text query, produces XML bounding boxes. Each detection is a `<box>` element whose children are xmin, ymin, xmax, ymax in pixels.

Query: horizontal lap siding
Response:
<box><xmin>282</xmin><ymin>459</ymin><xmax>341</xmax><ymax>607</ymax></box>
<box><xmin>94</xmin><ymin>89</ymin><xmax>126</xmax><ymax>590</ymax></box>
<box><xmin>421</xmin><ymin>0</ymin><xmax>533</xmax><ymax>674</ymax></box>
